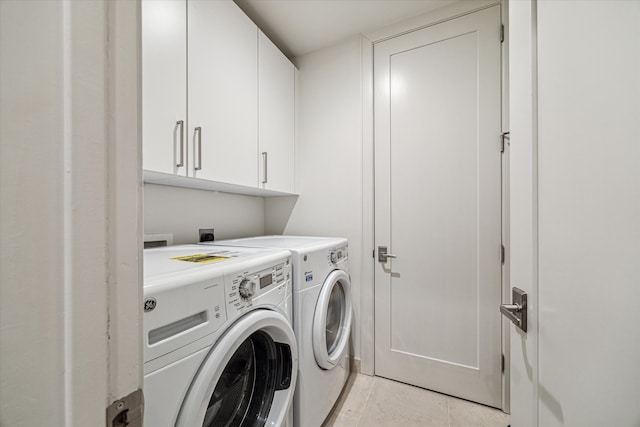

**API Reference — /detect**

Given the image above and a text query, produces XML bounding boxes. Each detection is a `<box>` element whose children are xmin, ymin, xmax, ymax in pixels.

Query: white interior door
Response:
<box><xmin>508</xmin><ymin>1</ymin><xmax>640</xmax><ymax>426</ymax></box>
<box><xmin>374</xmin><ymin>5</ymin><xmax>503</xmax><ymax>408</ymax></box>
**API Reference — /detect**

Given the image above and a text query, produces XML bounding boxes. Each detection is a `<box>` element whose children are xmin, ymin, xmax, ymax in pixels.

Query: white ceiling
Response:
<box><xmin>234</xmin><ymin>0</ymin><xmax>460</xmax><ymax>58</ymax></box>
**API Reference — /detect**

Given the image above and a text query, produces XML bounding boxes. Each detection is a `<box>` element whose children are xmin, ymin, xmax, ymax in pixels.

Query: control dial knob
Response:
<box><xmin>238</xmin><ymin>278</ymin><xmax>256</xmax><ymax>300</ymax></box>
<box><xmin>330</xmin><ymin>251</ymin><xmax>338</xmax><ymax>263</ymax></box>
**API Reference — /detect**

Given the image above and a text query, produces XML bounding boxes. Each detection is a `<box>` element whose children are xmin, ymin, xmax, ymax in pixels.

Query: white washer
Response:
<box><xmin>143</xmin><ymin>244</ymin><xmax>297</xmax><ymax>427</ymax></box>
<box><xmin>202</xmin><ymin>236</ymin><xmax>352</xmax><ymax>427</ymax></box>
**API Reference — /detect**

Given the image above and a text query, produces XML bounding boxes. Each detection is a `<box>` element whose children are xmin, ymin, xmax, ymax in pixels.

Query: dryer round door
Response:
<box><xmin>176</xmin><ymin>309</ymin><xmax>298</xmax><ymax>427</ymax></box>
<box><xmin>312</xmin><ymin>269</ymin><xmax>353</xmax><ymax>370</ymax></box>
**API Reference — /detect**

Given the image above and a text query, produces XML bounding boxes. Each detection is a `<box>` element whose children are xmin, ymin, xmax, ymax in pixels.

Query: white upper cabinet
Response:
<box><xmin>188</xmin><ymin>0</ymin><xmax>258</xmax><ymax>187</ymax></box>
<box><xmin>258</xmin><ymin>31</ymin><xmax>295</xmax><ymax>193</ymax></box>
<box><xmin>142</xmin><ymin>0</ymin><xmax>188</xmax><ymax>176</ymax></box>
<box><xmin>141</xmin><ymin>0</ymin><xmax>296</xmax><ymax>195</ymax></box>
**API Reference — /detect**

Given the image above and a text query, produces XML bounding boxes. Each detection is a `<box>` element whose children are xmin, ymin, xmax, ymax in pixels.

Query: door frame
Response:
<box><xmin>359</xmin><ymin>0</ymin><xmax>510</xmax><ymax>411</ymax></box>
<box><xmin>506</xmin><ymin>1</ymin><xmax>539</xmax><ymax>424</ymax></box>
<box><xmin>0</xmin><ymin>0</ymin><xmax>143</xmax><ymax>424</ymax></box>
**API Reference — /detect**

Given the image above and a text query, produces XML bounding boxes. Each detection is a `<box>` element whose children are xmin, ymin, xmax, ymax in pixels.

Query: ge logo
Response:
<box><xmin>144</xmin><ymin>298</ymin><xmax>157</xmax><ymax>312</ymax></box>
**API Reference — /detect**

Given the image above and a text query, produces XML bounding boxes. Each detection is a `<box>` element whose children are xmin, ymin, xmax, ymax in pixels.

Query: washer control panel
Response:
<box><xmin>227</xmin><ymin>257</ymin><xmax>291</xmax><ymax>312</ymax></box>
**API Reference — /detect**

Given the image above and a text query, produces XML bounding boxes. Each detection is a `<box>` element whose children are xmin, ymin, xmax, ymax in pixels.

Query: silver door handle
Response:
<box><xmin>500</xmin><ymin>287</ymin><xmax>527</xmax><ymax>332</ymax></box>
<box><xmin>378</xmin><ymin>246</ymin><xmax>397</xmax><ymax>263</ymax></box>
<box><xmin>261</xmin><ymin>152</ymin><xmax>268</xmax><ymax>184</ymax></box>
<box><xmin>193</xmin><ymin>127</ymin><xmax>202</xmax><ymax>171</ymax></box>
<box><xmin>499</xmin><ymin>304</ymin><xmax>523</xmax><ymax>326</ymax></box>
<box><xmin>175</xmin><ymin>120</ymin><xmax>184</xmax><ymax>167</ymax></box>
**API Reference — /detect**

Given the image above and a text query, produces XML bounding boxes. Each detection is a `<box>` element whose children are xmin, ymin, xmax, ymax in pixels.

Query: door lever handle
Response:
<box><xmin>500</xmin><ymin>304</ymin><xmax>523</xmax><ymax>327</ymax></box>
<box><xmin>500</xmin><ymin>287</ymin><xmax>527</xmax><ymax>332</ymax></box>
<box><xmin>500</xmin><ymin>303</ymin><xmax>522</xmax><ymax>313</ymax></box>
<box><xmin>378</xmin><ymin>246</ymin><xmax>397</xmax><ymax>263</ymax></box>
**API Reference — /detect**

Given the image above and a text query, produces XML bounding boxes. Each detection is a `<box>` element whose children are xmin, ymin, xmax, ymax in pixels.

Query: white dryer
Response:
<box><xmin>201</xmin><ymin>236</ymin><xmax>352</xmax><ymax>427</ymax></box>
<box><xmin>143</xmin><ymin>244</ymin><xmax>297</xmax><ymax>427</ymax></box>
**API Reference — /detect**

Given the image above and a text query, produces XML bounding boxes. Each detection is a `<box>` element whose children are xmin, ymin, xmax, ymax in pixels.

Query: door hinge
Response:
<box><xmin>501</xmin><ymin>353</ymin><xmax>505</xmax><ymax>373</ymax></box>
<box><xmin>501</xmin><ymin>131</ymin><xmax>510</xmax><ymax>153</ymax></box>
<box><xmin>107</xmin><ymin>388</ymin><xmax>144</xmax><ymax>427</ymax></box>
<box><xmin>501</xmin><ymin>244</ymin><xmax>505</xmax><ymax>264</ymax></box>
<box><xmin>500</xmin><ymin>24</ymin><xmax>504</xmax><ymax>43</ymax></box>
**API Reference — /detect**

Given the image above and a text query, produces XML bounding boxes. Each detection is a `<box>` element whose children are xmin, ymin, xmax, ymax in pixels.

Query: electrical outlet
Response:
<box><xmin>199</xmin><ymin>228</ymin><xmax>215</xmax><ymax>242</ymax></box>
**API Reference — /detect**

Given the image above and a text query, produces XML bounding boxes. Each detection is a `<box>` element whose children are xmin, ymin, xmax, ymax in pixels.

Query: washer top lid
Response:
<box><xmin>144</xmin><ymin>244</ymin><xmax>285</xmax><ymax>281</ymax></box>
<box><xmin>206</xmin><ymin>235</ymin><xmax>347</xmax><ymax>252</ymax></box>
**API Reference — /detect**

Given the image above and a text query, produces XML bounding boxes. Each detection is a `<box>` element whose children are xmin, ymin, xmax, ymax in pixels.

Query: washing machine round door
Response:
<box><xmin>312</xmin><ymin>269</ymin><xmax>353</xmax><ymax>370</ymax></box>
<box><xmin>176</xmin><ymin>309</ymin><xmax>298</xmax><ymax>427</ymax></box>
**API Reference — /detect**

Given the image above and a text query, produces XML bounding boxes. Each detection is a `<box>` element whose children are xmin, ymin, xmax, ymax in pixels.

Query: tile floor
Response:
<box><xmin>322</xmin><ymin>374</ymin><xmax>510</xmax><ymax>427</ymax></box>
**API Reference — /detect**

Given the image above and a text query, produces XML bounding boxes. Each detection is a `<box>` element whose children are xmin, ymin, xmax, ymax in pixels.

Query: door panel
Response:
<box><xmin>142</xmin><ymin>0</ymin><xmax>187</xmax><ymax>175</ymax></box>
<box><xmin>188</xmin><ymin>0</ymin><xmax>258</xmax><ymax>186</ymax></box>
<box><xmin>509</xmin><ymin>2</ymin><xmax>640</xmax><ymax>425</ymax></box>
<box><xmin>258</xmin><ymin>31</ymin><xmax>295</xmax><ymax>193</ymax></box>
<box><xmin>374</xmin><ymin>5</ymin><xmax>502</xmax><ymax>407</ymax></box>
<box><xmin>390</xmin><ymin>32</ymin><xmax>480</xmax><ymax>367</ymax></box>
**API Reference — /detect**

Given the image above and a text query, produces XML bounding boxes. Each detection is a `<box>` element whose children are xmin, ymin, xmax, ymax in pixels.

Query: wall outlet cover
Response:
<box><xmin>199</xmin><ymin>228</ymin><xmax>215</xmax><ymax>242</ymax></box>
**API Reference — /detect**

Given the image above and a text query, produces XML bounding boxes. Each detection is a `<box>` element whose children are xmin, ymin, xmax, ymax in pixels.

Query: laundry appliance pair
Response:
<box><xmin>202</xmin><ymin>236</ymin><xmax>353</xmax><ymax>427</ymax></box>
<box><xmin>143</xmin><ymin>244</ymin><xmax>297</xmax><ymax>427</ymax></box>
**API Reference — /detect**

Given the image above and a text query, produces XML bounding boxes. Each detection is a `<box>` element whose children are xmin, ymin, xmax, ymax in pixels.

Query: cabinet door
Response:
<box><xmin>142</xmin><ymin>0</ymin><xmax>188</xmax><ymax>176</ymax></box>
<box><xmin>258</xmin><ymin>31</ymin><xmax>295</xmax><ymax>193</ymax></box>
<box><xmin>188</xmin><ymin>0</ymin><xmax>258</xmax><ymax>187</ymax></box>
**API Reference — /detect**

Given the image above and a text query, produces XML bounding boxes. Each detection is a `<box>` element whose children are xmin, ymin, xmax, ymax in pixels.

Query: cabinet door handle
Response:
<box><xmin>261</xmin><ymin>152</ymin><xmax>268</xmax><ymax>184</ymax></box>
<box><xmin>175</xmin><ymin>120</ymin><xmax>184</xmax><ymax>167</ymax></box>
<box><xmin>194</xmin><ymin>127</ymin><xmax>202</xmax><ymax>171</ymax></box>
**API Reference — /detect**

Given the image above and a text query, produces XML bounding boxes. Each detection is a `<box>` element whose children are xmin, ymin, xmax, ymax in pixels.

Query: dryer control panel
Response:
<box><xmin>328</xmin><ymin>244</ymin><xmax>349</xmax><ymax>265</ymax></box>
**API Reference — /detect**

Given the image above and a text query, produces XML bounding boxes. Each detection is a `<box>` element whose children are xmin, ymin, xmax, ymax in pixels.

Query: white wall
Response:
<box><xmin>266</xmin><ymin>36</ymin><xmax>365</xmax><ymax>361</ymax></box>
<box><xmin>144</xmin><ymin>184</ymin><xmax>265</xmax><ymax>244</ymax></box>
<box><xmin>1</xmin><ymin>2</ymin><xmax>66</xmax><ymax>423</ymax></box>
